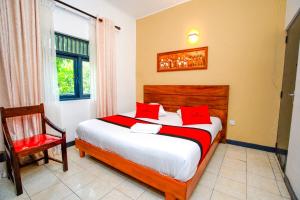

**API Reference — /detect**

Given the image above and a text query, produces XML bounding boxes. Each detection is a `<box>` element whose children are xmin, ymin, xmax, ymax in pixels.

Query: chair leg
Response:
<box><xmin>11</xmin><ymin>156</ymin><xmax>23</xmax><ymax>196</ymax></box>
<box><xmin>61</xmin><ymin>143</ymin><xmax>68</xmax><ymax>172</ymax></box>
<box><xmin>6</xmin><ymin>153</ymin><xmax>12</xmax><ymax>180</ymax></box>
<box><xmin>43</xmin><ymin>150</ymin><xmax>49</xmax><ymax>164</ymax></box>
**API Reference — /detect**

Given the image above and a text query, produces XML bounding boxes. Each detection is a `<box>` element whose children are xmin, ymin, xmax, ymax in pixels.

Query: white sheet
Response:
<box><xmin>76</xmin><ymin>111</ymin><xmax>222</xmax><ymax>181</ymax></box>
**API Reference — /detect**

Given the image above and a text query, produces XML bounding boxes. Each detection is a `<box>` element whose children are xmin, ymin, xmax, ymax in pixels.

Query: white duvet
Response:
<box><xmin>76</xmin><ymin>111</ymin><xmax>222</xmax><ymax>181</ymax></box>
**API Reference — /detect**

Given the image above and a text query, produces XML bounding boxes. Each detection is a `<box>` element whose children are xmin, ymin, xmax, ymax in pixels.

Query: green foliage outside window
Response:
<box><xmin>56</xmin><ymin>57</ymin><xmax>75</xmax><ymax>95</ymax></box>
<box><xmin>82</xmin><ymin>61</ymin><xmax>91</xmax><ymax>95</ymax></box>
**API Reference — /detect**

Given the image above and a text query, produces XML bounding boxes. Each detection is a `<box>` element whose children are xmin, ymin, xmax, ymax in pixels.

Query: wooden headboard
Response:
<box><xmin>144</xmin><ymin>85</ymin><xmax>229</xmax><ymax>140</ymax></box>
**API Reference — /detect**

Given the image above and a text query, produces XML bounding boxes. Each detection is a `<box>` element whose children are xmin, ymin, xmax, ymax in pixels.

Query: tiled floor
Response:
<box><xmin>0</xmin><ymin>144</ymin><xmax>291</xmax><ymax>200</ymax></box>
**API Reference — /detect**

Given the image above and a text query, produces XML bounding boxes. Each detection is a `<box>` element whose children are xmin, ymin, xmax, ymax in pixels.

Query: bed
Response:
<box><xmin>75</xmin><ymin>85</ymin><xmax>229</xmax><ymax>200</ymax></box>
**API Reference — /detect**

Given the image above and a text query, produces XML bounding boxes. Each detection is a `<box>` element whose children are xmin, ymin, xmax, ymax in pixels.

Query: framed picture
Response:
<box><xmin>157</xmin><ymin>47</ymin><xmax>208</xmax><ymax>72</ymax></box>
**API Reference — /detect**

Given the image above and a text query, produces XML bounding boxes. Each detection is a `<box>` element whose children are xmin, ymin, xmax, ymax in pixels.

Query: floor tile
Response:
<box><xmin>94</xmin><ymin>169</ymin><xmax>126</xmax><ymax>187</ymax></box>
<box><xmin>190</xmin><ymin>184</ymin><xmax>213</xmax><ymax>200</ymax></box>
<box><xmin>219</xmin><ymin>165</ymin><xmax>246</xmax><ymax>183</ymax></box>
<box><xmin>101</xmin><ymin>189</ymin><xmax>132</xmax><ymax>200</ymax></box>
<box><xmin>54</xmin><ymin>160</ymin><xmax>84</xmax><ymax>179</ymax></box>
<box><xmin>247</xmin><ymin>160</ymin><xmax>270</xmax><ymax>168</ymax></box>
<box><xmin>198</xmin><ymin>171</ymin><xmax>218</xmax><ymax>188</ymax></box>
<box><xmin>62</xmin><ymin>193</ymin><xmax>80</xmax><ymax>200</ymax></box>
<box><xmin>0</xmin><ymin>178</ymin><xmax>29</xmax><ymax>200</ymax></box>
<box><xmin>225</xmin><ymin>149</ymin><xmax>246</xmax><ymax>161</ymax></box>
<box><xmin>270</xmin><ymin>159</ymin><xmax>282</xmax><ymax>174</ymax></box>
<box><xmin>20</xmin><ymin>164</ymin><xmax>44</xmax><ymax>177</ymax></box>
<box><xmin>0</xmin><ymin>145</ymin><xmax>291</xmax><ymax>200</ymax></box>
<box><xmin>227</xmin><ymin>145</ymin><xmax>246</xmax><ymax>152</ymax></box>
<box><xmin>45</xmin><ymin>160</ymin><xmax>63</xmax><ymax>172</ymax></box>
<box><xmin>75</xmin><ymin>178</ymin><xmax>116</xmax><ymax>200</ymax></box>
<box><xmin>247</xmin><ymin>185</ymin><xmax>283</xmax><ymax>200</ymax></box>
<box><xmin>222</xmin><ymin>157</ymin><xmax>246</xmax><ymax>172</ymax></box>
<box><xmin>206</xmin><ymin>154</ymin><xmax>224</xmax><ymax>174</ymax></box>
<box><xmin>214</xmin><ymin>176</ymin><xmax>246</xmax><ymax>200</ymax></box>
<box><xmin>247</xmin><ymin>165</ymin><xmax>275</xmax><ymax>179</ymax></box>
<box><xmin>274</xmin><ymin>172</ymin><xmax>284</xmax><ymax>182</ymax></box>
<box><xmin>116</xmin><ymin>179</ymin><xmax>146</xmax><ymax>199</ymax></box>
<box><xmin>137</xmin><ymin>190</ymin><xmax>163</xmax><ymax>200</ymax></box>
<box><xmin>277</xmin><ymin>181</ymin><xmax>291</xmax><ymax>198</ymax></box>
<box><xmin>246</xmin><ymin>148</ymin><xmax>268</xmax><ymax>157</ymax></box>
<box><xmin>87</xmin><ymin>162</ymin><xmax>119</xmax><ymax>177</ymax></box>
<box><xmin>210</xmin><ymin>190</ymin><xmax>240</xmax><ymax>200</ymax></box>
<box><xmin>30</xmin><ymin>182</ymin><xmax>73</xmax><ymax>200</ymax></box>
<box><xmin>22</xmin><ymin>168</ymin><xmax>60</xmax><ymax>196</ymax></box>
<box><xmin>247</xmin><ymin>173</ymin><xmax>280</xmax><ymax>195</ymax></box>
<box><xmin>62</xmin><ymin>170</ymin><xmax>96</xmax><ymax>191</ymax></box>
<box><xmin>267</xmin><ymin>152</ymin><xmax>277</xmax><ymax>161</ymax></box>
<box><xmin>214</xmin><ymin>143</ymin><xmax>228</xmax><ymax>156</ymax></box>
<box><xmin>73</xmin><ymin>156</ymin><xmax>100</xmax><ymax>169</ymax></box>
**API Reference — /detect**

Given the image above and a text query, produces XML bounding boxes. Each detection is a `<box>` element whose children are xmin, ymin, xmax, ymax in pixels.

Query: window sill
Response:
<box><xmin>59</xmin><ymin>96</ymin><xmax>90</xmax><ymax>101</ymax></box>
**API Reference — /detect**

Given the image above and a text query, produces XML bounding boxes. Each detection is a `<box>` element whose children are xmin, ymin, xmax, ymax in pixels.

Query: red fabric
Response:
<box><xmin>180</xmin><ymin>105</ymin><xmax>212</xmax><ymax>125</ymax></box>
<box><xmin>135</xmin><ymin>102</ymin><xmax>160</xmax><ymax>120</ymax></box>
<box><xmin>13</xmin><ymin>134</ymin><xmax>61</xmax><ymax>153</ymax></box>
<box><xmin>100</xmin><ymin>115</ymin><xmax>212</xmax><ymax>161</ymax></box>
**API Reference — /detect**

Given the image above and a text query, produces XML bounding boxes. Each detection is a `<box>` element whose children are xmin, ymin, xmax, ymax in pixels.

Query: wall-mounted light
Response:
<box><xmin>188</xmin><ymin>30</ymin><xmax>199</xmax><ymax>44</ymax></box>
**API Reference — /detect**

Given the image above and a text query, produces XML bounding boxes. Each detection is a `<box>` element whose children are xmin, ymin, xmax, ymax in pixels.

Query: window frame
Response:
<box><xmin>56</xmin><ymin>50</ymin><xmax>90</xmax><ymax>101</ymax></box>
<box><xmin>55</xmin><ymin>32</ymin><xmax>90</xmax><ymax>101</ymax></box>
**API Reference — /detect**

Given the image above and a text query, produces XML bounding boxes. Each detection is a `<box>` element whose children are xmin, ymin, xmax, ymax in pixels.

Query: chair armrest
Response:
<box><xmin>43</xmin><ymin>116</ymin><xmax>66</xmax><ymax>136</ymax></box>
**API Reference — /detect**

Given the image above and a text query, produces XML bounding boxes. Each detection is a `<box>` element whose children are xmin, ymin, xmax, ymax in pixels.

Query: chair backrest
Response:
<box><xmin>0</xmin><ymin>104</ymin><xmax>45</xmax><ymax>119</ymax></box>
<box><xmin>0</xmin><ymin>104</ymin><xmax>46</xmax><ymax>151</ymax></box>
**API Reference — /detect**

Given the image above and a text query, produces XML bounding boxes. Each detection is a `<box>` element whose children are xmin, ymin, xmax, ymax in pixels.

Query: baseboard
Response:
<box><xmin>67</xmin><ymin>140</ymin><xmax>75</xmax><ymax>147</ymax></box>
<box><xmin>284</xmin><ymin>174</ymin><xmax>298</xmax><ymax>200</ymax></box>
<box><xmin>226</xmin><ymin>139</ymin><xmax>275</xmax><ymax>152</ymax></box>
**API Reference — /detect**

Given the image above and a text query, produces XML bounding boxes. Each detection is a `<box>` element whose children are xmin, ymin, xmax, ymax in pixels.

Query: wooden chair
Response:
<box><xmin>0</xmin><ymin>103</ymin><xmax>68</xmax><ymax>195</ymax></box>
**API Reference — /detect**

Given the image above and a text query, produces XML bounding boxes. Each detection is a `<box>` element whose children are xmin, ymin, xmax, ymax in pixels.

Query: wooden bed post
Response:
<box><xmin>79</xmin><ymin>150</ymin><xmax>85</xmax><ymax>157</ymax></box>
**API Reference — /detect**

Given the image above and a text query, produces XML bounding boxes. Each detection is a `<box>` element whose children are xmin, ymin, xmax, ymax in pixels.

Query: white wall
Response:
<box><xmin>285</xmin><ymin>1</ymin><xmax>300</xmax><ymax>198</ymax></box>
<box><xmin>285</xmin><ymin>0</ymin><xmax>300</xmax><ymax>28</ymax></box>
<box><xmin>54</xmin><ymin>0</ymin><xmax>136</xmax><ymax>142</ymax></box>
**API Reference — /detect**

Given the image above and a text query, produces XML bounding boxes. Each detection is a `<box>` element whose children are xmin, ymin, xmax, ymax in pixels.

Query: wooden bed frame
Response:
<box><xmin>75</xmin><ymin>85</ymin><xmax>229</xmax><ymax>200</ymax></box>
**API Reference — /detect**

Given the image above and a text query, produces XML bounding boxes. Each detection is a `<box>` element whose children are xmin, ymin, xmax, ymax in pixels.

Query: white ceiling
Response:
<box><xmin>106</xmin><ymin>0</ymin><xmax>191</xmax><ymax>19</ymax></box>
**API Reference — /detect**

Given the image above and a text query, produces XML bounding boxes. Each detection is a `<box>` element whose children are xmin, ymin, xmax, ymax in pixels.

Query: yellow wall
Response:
<box><xmin>136</xmin><ymin>0</ymin><xmax>286</xmax><ymax>147</ymax></box>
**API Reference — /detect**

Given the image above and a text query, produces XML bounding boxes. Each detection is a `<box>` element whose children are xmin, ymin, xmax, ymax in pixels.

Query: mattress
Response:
<box><xmin>76</xmin><ymin>111</ymin><xmax>222</xmax><ymax>181</ymax></box>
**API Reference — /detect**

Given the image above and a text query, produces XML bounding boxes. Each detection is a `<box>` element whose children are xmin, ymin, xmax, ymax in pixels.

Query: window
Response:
<box><xmin>55</xmin><ymin>32</ymin><xmax>90</xmax><ymax>100</ymax></box>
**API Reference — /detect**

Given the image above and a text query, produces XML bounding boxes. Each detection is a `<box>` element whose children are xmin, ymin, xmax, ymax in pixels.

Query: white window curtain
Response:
<box><xmin>89</xmin><ymin>19</ymin><xmax>97</xmax><ymax>118</ymax></box>
<box><xmin>0</xmin><ymin>0</ymin><xmax>44</xmax><ymax>165</ymax></box>
<box><xmin>39</xmin><ymin>0</ymin><xmax>62</xmax><ymax>128</ymax></box>
<box><xmin>0</xmin><ymin>0</ymin><xmax>42</xmax><ymax>140</ymax></box>
<box><xmin>39</xmin><ymin>0</ymin><xmax>62</xmax><ymax>155</ymax></box>
<box><xmin>94</xmin><ymin>18</ymin><xmax>117</xmax><ymax>117</ymax></box>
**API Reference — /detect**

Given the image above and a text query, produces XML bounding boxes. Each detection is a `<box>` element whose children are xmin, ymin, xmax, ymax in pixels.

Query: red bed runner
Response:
<box><xmin>98</xmin><ymin>115</ymin><xmax>212</xmax><ymax>161</ymax></box>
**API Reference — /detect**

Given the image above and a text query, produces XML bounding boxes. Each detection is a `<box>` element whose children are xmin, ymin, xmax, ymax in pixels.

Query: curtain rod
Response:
<box><xmin>54</xmin><ymin>0</ymin><xmax>121</xmax><ymax>30</ymax></box>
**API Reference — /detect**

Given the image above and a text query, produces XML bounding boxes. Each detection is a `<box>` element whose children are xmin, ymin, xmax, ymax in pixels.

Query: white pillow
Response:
<box><xmin>149</xmin><ymin>103</ymin><xmax>167</xmax><ymax>116</ymax></box>
<box><xmin>177</xmin><ymin>109</ymin><xmax>181</xmax><ymax>117</ymax></box>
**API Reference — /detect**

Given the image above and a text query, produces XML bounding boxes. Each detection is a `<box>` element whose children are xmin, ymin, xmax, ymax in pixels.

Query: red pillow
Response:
<box><xmin>135</xmin><ymin>102</ymin><xmax>160</xmax><ymax>120</ymax></box>
<box><xmin>180</xmin><ymin>105</ymin><xmax>212</xmax><ymax>125</ymax></box>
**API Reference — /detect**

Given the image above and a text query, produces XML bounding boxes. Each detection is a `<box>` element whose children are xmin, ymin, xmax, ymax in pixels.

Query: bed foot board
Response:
<box><xmin>79</xmin><ymin>150</ymin><xmax>85</xmax><ymax>157</ymax></box>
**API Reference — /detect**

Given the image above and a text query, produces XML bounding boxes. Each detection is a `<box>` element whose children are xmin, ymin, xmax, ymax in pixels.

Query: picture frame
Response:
<box><xmin>157</xmin><ymin>47</ymin><xmax>208</xmax><ymax>72</ymax></box>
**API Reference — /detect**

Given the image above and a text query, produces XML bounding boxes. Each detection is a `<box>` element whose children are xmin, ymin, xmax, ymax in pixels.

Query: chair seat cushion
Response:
<box><xmin>13</xmin><ymin>134</ymin><xmax>61</xmax><ymax>153</ymax></box>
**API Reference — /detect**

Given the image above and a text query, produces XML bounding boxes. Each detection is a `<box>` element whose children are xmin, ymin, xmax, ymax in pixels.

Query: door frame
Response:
<box><xmin>276</xmin><ymin>10</ymin><xmax>300</xmax><ymax>171</ymax></box>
